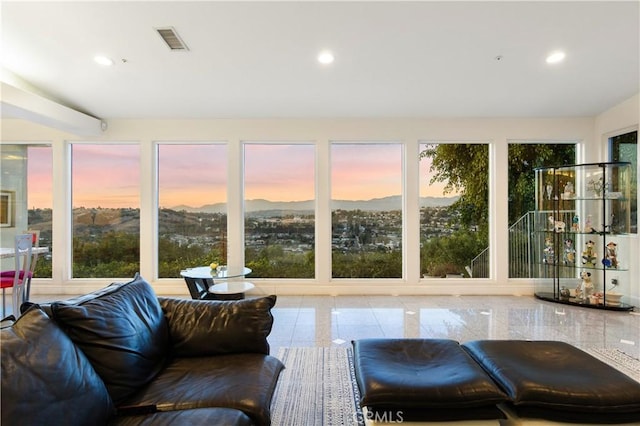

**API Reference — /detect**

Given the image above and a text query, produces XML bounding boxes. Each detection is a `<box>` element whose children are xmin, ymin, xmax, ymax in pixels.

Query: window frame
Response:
<box><xmin>608</xmin><ymin>129</ymin><xmax>637</xmax><ymax>234</ymax></box>
<box><xmin>242</xmin><ymin>141</ymin><xmax>317</xmax><ymax>279</ymax></box>
<box><xmin>69</xmin><ymin>141</ymin><xmax>141</xmax><ymax>279</ymax></box>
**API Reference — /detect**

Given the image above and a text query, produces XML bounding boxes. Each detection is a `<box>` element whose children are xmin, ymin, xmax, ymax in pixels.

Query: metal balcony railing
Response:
<box><xmin>470</xmin><ymin>210</ymin><xmax>578</xmax><ymax>279</ymax></box>
<box><xmin>469</xmin><ymin>211</ymin><xmax>534</xmax><ymax>278</ymax></box>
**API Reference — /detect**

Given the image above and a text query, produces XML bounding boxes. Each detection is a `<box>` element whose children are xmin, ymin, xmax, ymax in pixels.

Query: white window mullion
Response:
<box><xmin>404</xmin><ymin>139</ymin><xmax>421</xmax><ymax>284</ymax></box>
<box><xmin>316</xmin><ymin>138</ymin><xmax>331</xmax><ymax>285</ymax></box>
<box><xmin>139</xmin><ymin>139</ymin><xmax>154</xmax><ymax>280</ymax></box>
<box><xmin>492</xmin><ymin>138</ymin><xmax>507</xmax><ymax>284</ymax></box>
<box><xmin>227</xmin><ymin>140</ymin><xmax>244</xmax><ymax>268</ymax></box>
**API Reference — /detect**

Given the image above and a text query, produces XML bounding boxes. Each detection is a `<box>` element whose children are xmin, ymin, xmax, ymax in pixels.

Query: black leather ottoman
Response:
<box><xmin>462</xmin><ymin>340</ymin><xmax>640</xmax><ymax>425</ymax></box>
<box><xmin>352</xmin><ymin>338</ymin><xmax>508</xmax><ymax>424</ymax></box>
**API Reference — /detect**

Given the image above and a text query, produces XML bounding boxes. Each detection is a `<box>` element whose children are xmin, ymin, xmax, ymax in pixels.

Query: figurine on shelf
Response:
<box><xmin>548</xmin><ymin>215</ymin><xmax>565</xmax><ymax>233</ymax></box>
<box><xmin>571</xmin><ymin>214</ymin><xmax>580</xmax><ymax>232</ymax></box>
<box><xmin>563</xmin><ymin>181</ymin><xmax>574</xmax><ymax>199</ymax></box>
<box><xmin>574</xmin><ymin>282</ymin><xmax>582</xmax><ymax>301</ymax></box>
<box><xmin>584</xmin><ymin>214</ymin><xmax>593</xmax><ymax>233</ymax></box>
<box><xmin>563</xmin><ymin>239</ymin><xmax>576</xmax><ymax>265</ymax></box>
<box><xmin>593</xmin><ymin>292</ymin><xmax>604</xmax><ymax>305</ymax></box>
<box><xmin>546</xmin><ymin>182</ymin><xmax>553</xmax><ymax>200</ymax></box>
<box><xmin>576</xmin><ymin>271</ymin><xmax>594</xmax><ymax>301</ymax></box>
<box><xmin>581</xmin><ymin>240</ymin><xmax>597</xmax><ymax>267</ymax></box>
<box><xmin>543</xmin><ymin>237</ymin><xmax>555</xmax><ymax>264</ymax></box>
<box><xmin>587</xmin><ymin>176</ymin><xmax>604</xmax><ymax>197</ymax></box>
<box><xmin>602</xmin><ymin>241</ymin><xmax>618</xmax><ymax>269</ymax></box>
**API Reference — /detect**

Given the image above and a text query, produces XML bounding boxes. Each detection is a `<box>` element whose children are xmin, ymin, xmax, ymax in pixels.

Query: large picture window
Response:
<box><xmin>0</xmin><ymin>144</ymin><xmax>53</xmax><ymax>277</ymax></box>
<box><xmin>71</xmin><ymin>144</ymin><xmax>140</xmax><ymax>278</ymax></box>
<box><xmin>27</xmin><ymin>145</ymin><xmax>53</xmax><ymax>278</ymax></box>
<box><xmin>8</xmin><ymin>130</ymin><xmax>617</xmax><ymax>290</ymax></box>
<box><xmin>157</xmin><ymin>144</ymin><xmax>227</xmax><ymax>277</ymax></box>
<box><xmin>610</xmin><ymin>131</ymin><xmax>637</xmax><ymax>233</ymax></box>
<box><xmin>419</xmin><ymin>142</ymin><xmax>488</xmax><ymax>278</ymax></box>
<box><xmin>331</xmin><ymin>143</ymin><xmax>403</xmax><ymax>278</ymax></box>
<box><xmin>244</xmin><ymin>143</ymin><xmax>315</xmax><ymax>278</ymax></box>
<box><xmin>507</xmin><ymin>142</ymin><xmax>576</xmax><ymax>278</ymax></box>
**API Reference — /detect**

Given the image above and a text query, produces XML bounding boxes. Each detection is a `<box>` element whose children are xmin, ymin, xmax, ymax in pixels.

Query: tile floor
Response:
<box><xmin>19</xmin><ymin>293</ymin><xmax>640</xmax><ymax>360</ymax></box>
<box><xmin>267</xmin><ymin>295</ymin><xmax>640</xmax><ymax>359</ymax></box>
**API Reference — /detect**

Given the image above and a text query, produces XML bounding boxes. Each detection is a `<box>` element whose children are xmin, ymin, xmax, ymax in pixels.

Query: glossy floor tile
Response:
<box><xmin>268</xmin><ymin>295</ymin><xmax>640</xmax><ymax>360</ymax></box>
<box><xmin>18</xmin><ymin>293</ymin><xmax>640</xmax><ymax>361</ymax></box>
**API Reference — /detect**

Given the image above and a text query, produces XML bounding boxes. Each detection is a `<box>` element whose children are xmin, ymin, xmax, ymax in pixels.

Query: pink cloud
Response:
<box><xmin>244</xmin><ymin>144</ymin><xmax>315</xmax><ymax>201</ymax></box>
<box><xmin>158</xmin><ymin>144</ymin><xmax>227</xmax><ymax>207</ymax></box>
<box><xmin>72</xmin><ymin>145</ymin><xmax>140</xmax><ymax>208</ymax></box>
<box><xmin>31</xmin><ymin>142</ymin><xmax>456</xmax><ymax>210</ymax></box>
<box><xmin>331</xmin><ymin>144</ymin><xmax>402</xmax><ymax>200</ymax></box>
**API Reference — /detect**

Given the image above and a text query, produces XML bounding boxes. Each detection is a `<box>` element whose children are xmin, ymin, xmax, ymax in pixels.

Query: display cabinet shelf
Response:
<box><xmin>533</xmin><ymin>162</ymin><xmax>634</xmax><ymax>311</ymax></box>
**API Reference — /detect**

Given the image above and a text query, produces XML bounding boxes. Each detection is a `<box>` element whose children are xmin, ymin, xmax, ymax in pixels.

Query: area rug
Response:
<box><xmin>584</xmin><ymin>347</ymin><xmax>640</xmax><ymax>382</ymax></box>
<box><xmin>271</xmin><ymin>346</ymin><xmax>639</xmax><ymax>425</ymax></box>
<box><xmin>271</xmin><ymin>347</ymin><xmax>364</xmax><ymax>426</ymax></box>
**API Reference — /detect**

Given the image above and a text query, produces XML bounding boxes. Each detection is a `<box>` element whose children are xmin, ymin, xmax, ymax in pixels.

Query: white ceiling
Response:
<box><xmin>1</xmin><ymin>1</ymin><xmax>639</xmax><ymax>120</ymax></box>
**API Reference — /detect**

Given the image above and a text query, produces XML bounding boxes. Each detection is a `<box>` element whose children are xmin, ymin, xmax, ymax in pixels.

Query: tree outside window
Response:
<box><xmin>419</xmin><ymin>143</ymin><xmax>488</xmax><ymax>278</ymax></box>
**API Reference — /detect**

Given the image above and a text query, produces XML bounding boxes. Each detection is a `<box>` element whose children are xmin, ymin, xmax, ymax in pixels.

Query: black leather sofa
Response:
<box><xmin>1</xmin><ymin>274</ymin><xmax>284</xmax><ymax>426</ymax></box>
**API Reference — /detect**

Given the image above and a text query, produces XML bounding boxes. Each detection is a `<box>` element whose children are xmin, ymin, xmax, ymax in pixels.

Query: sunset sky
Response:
<box><xmin>28</xmin><ymin>143</ymin><xmax>450</xmax><ymax>209</ymax></box>
<box><xmin>26</xmin><ymin>146</ymin><xmax>52</xmax><ymax>209</ymax></box>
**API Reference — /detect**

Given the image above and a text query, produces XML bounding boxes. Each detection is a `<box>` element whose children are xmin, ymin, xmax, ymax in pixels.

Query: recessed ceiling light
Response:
<box><xmin>94</xmin><ymin>55</ymin><xmax>114</xmax><ymax>66</ymax></box>
<box><xmin>546</xmin><ymin>51</ymin><xmax>566</xmax><ymax>64</ymax></box>
<box><xmin>317</xmin><ymin>50</ymin><xmax>334</xmax><ymax>65</ymax></box>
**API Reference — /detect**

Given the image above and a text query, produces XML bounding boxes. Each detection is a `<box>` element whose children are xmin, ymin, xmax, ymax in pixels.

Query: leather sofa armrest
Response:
<box><xmin>158</xmin><ymin>296</ymin><xmax>276</xmax><ymax>356</ymax></box>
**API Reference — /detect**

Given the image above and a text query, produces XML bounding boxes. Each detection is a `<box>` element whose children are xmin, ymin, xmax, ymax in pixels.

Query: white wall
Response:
<box><xmin>2</xmin><ymin>98</ymin><xmax>637</xmax><ymax>300</ymax></box>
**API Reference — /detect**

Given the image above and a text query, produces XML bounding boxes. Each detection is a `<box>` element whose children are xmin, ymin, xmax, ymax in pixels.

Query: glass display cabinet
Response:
<box><xmin>533</xmin><ymin>162</ymin><xmax>634</xmax><ymax>311</ymax></box>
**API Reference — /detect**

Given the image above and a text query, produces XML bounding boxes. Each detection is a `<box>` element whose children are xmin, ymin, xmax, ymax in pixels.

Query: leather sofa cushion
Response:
<box><xmin>159</xmin><ymin>295</ymin><xmax>277</xmax><ymax>356</ymax></box>
<box><xmin>1</xmin><ymin>307</ymin><xmax>114</xmax><ymax>426</ymax></box>
<box><xmin>110</xmin><ymin>407</ymin><xmax>253</xmax><ymax>426</ymax></box>
<box><xmin>119</xmin><ymin>353</ymin><xmax>284</xmax><ymax>426</ymax></box>
<box><xmin>463</xmin><ymin>340</ymin><xmax>640</xmax><ymax>423</ymax></box>
<box><xmin>49</xmin><ymin>274</ymin><xmax>169</xmax><ymax>405</ymax></box>
<box><xmin>353</xmin><ymin>338</ymin><xmax>508</xmax><ymax>420</ymax></box>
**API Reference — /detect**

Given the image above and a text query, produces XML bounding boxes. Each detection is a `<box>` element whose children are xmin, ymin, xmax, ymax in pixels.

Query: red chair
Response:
<box><xmin>0</xmin><ymin>234</ymin><xmax>33</xmax><ymax>317</ymax></box>
<box><xmin>1</xmin><ymin>230</ymin><xmax>40</xmax><ymax>301</ymax></box>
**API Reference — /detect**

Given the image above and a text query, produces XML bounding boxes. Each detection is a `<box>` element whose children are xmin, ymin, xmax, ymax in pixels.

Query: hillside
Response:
<box><xmin>172</xmin><ymin>195</ymin><xmax>458</xmax><ymax>213</ymax></box>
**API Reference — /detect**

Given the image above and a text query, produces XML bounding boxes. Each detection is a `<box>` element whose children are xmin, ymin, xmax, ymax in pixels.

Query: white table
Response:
<box><xmin>208</xmin><ymin>281</ymin><xmax>255</xmax><ymax>298</ymax></box>
<box><xmin>0</xmin><ymin>246</ymin><xmax>49</xmax><ymax>259</ymax></box>
<box><xmin>180</xmin><ymin>266</ymin><xmax>252</xmax><ymax>300</ymax></box>
<box><xmin>180</xmin><ymin>266</ymin><xmax>251</xmax><ymax>281</ymax></box>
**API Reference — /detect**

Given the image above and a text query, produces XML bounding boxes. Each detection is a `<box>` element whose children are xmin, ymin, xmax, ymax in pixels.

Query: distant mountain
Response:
<box><xmin>420</xmin><ymin>196</ymin><xmax>459</xmax><ymax>208</ymax></box>
<box><xmin>171</xmin><ymin>195</ymin><xmax>458</xmax><ymax>213</ymax></box>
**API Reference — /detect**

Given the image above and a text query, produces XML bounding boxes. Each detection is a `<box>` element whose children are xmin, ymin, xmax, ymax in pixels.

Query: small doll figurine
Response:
<box><xmin>603</xmin><ymin>241</ymin><xmax>618</xmax><ymax>269</ymax></box>
<box><xmin>584</xmin><ymin>215</ymin><xmax>593</xmax><ymax>233</ymax></box>
<box><xmin>546</xmin><ymin>182</ymin><xmax>553</xmax><ymax>200</ymax></box>
<box><xmin>543</xmin><ymin>237</ymin><xmax>555</xmax><ymax>264</ymax></box>
<box><xmin>563</xmin><ymin>181</ymin><xmax>574</xmax><ymax>198</ymax></box>
<box><xmin>548</xmin><ymin>215</ymin><xmax>565</xmax><ymax>233</ymax></box>
<box><xmin>571</xmin><ymin>214</ymin><xmax>580</xmax><ymax>232</ymax></box>
<box><xmin>582</xmin><ymin>240</ymin><xmax>597</xmax><ymax>267</ymax></box>
<box><xmin>563</xmin><ymin>239</ymin><xmax>575</xmax><ymax>265</ymax></box>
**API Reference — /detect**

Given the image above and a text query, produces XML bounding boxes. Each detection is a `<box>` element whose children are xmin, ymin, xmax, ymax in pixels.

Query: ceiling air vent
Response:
<box><xmin>155</xmin><ymin>27</ymin><xmax>189</xmax><ymax>51</ymax></box>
